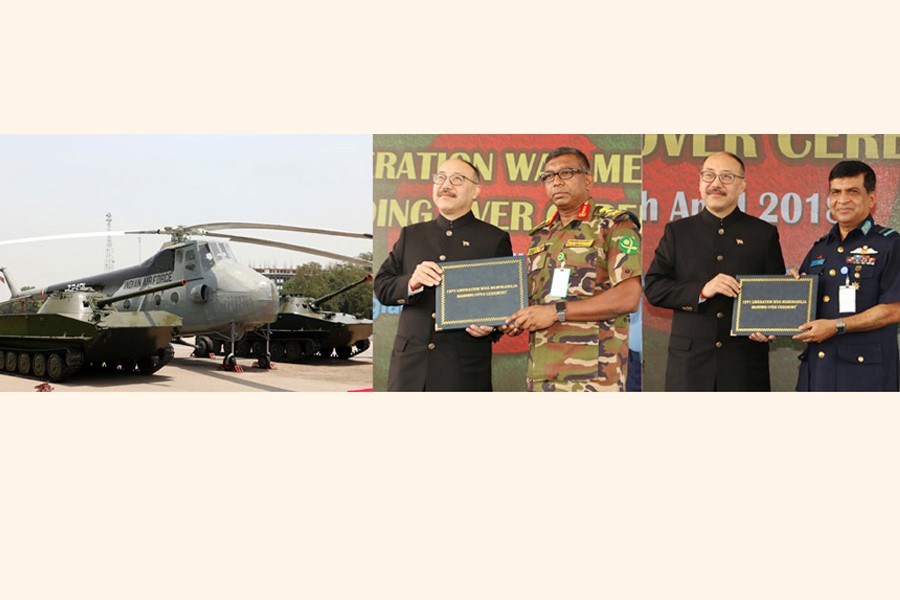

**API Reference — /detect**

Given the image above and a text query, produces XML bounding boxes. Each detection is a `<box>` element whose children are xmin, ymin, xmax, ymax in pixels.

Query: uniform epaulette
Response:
<box><xmin>529</xmin><ymin>216</ymin><xmax>554</xmax><ymax>236</ymax></box>
<box><xmin>876</xmin><ymin>226</ymin><xmax>898</xmax><ymax>237</ymax></box>
<box><xmin>594</xmin><ymin>204</ymin><xmax>640</xmax><ymax>228</ymax></box>
<box><xmin>593</xmin><ymin>204</ymin><xmax>626</xmax><ymax>220</ymax></box>
<box><xmin>815</xmin><ymin>234</ymin><xmax>828</xmax><ymax>244</ymax></box>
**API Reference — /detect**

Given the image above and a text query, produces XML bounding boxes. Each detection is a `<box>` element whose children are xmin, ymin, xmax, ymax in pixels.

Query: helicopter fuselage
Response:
<box><xmin>39</xmin><ymin>240</ymin><xmax>279</xmax><ymax>338</ymax></box>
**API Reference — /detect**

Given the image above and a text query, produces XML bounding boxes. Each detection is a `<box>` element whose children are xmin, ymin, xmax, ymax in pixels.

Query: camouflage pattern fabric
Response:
<box><xmin>525</xmin><ymin>201</ymin><xmax>641</xmax><ymax>392</ymax></box>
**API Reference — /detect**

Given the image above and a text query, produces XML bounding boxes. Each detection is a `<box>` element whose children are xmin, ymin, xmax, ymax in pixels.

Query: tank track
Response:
<box><xmin>231</xmin><ymin>337</ymin><xmax>370</xmax><ymax>363</ymax></box>
<box><xmin>0</xmin><ymin>347</ymin><xmax>83</xmax><ymax>382</ymax></box>
<box><xmin>0</xmin><ymin>344</ymin><xmax>175</xmax><ymax>383</ymax></box>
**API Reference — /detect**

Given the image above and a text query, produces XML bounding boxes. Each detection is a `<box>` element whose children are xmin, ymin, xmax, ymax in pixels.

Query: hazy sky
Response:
<box><xmin>0</xmin><ymin>135</ymin><xmax>372</xmax><ymax>299</ymax></box>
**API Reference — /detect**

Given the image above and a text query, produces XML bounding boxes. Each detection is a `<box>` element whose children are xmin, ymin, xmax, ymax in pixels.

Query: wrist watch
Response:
<box><xmin>555</xmin><ymin>301</ymin><xmax>567</xmax><ymax>323</ymax></box>
<box><xmin>836</xmin><ymin>319</ymin><xmax>846</xmax><ymax>335</ymax></box>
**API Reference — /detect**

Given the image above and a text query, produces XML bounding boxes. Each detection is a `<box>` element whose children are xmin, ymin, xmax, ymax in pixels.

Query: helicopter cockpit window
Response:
<box><xmin>210</xmin><ymin>242</ymin><xmax>232</xmax><ymax>262</ymax></box>
<box><xmin>199</xmin><ymin>243</ymin><xmax>215</xmax><ymax>270</ymax></box>
<box><xmin>186</xmin><ymin>248</ymin><xmax>198</xmax><ymax>271</ymax></box>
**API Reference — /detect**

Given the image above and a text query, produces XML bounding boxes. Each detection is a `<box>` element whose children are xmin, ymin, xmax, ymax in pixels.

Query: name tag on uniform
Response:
<box><xmin>550</xmin><ymin>268</ymin><xmax>570</xmax><ymax>298</ymax></box>
<box><xmin>839</xmin><ymin>283</ymin><xmax>856</xmax><ymax>314</ymax></box>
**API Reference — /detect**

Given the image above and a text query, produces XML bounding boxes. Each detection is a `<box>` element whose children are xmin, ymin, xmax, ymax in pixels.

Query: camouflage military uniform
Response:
<box><xmin>525</xmin><ymin>200</ymin><xmax>641</xmax><ymax>392</ymax></box>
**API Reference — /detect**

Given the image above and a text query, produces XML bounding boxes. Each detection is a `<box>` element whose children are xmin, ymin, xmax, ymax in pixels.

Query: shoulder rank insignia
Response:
<box><xmin>529</xmin><ymin>211</ymin><xmax>557</xmax><ymax>235</ymax></box>
<box><xmin>861</xmin><ymin>220</ymin><xmax>873</xmax><ymax>235</ymax></box>
<box><xmin>594</xmin><ymin>203</ymin><xmax>625</xmax><ymax>220</ymax></box>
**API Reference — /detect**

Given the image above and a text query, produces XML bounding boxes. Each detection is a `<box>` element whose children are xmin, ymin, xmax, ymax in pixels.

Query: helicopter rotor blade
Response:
<box><xmin>0</xmin><ymin>227</ymin><xmax>372</xmax><ymax>268</ymax></box>
<box><xmin>0</xmin><ymin>231</ymin><xmax>125</xmax><ymax>246</ymax></box>
<box><xmin>200</xmin><ymin>232</ymin><xmax>373</xmax><ymax>267</ymax></box>
<box><xmin>186</xmin><ymin>222</ymin><xmax>372</xmax><ymax>240</ymax></box>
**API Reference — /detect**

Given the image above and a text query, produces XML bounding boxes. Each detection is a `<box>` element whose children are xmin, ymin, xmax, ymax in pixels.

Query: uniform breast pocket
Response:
<box><xmin>528</xmin><ymin>249</ymin><xmax>548</xmax><ymax>274</ymax></box>
<box><xmin>527</xmin><ymin>249</ymin><xmax>551</xmax><ymax>300</ymax></box>
<box><xmin>853</xmin><ymin>264</ymin><xmax>877</xmax><ymax>280</ymax></box>
<box><xmin>564</xmin><ymin>246</ymin><xmax>598</xmax><ymax>297</ymax></box>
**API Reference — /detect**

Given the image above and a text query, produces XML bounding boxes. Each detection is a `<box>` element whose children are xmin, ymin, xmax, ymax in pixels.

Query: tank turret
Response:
<box><xmin>229</xmin><ymin>274</ymin><xmax>372</xmax><ymax>363</ymax></box>
<box><xmin>0</xmin><ymin>282</ymin><xmax>185</xmax><ymax>382</ymax></box>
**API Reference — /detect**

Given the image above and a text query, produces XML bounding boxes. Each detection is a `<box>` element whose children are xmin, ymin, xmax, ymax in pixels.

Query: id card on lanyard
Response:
<box><xmin>550</xmin><ymin>251</ymin><xmax>570</xmax><ymax>298</ymax></box>
<box><xmin>839</xmin><ymin>278</ymin><xmax>856</xmax><ymax>313</ymax></box>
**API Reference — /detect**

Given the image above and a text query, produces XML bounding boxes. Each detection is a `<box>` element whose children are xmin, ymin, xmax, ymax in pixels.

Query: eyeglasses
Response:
<box><xmin>700</xmin><ymin>170</ymin><xmax>744</xmax><ymax>185</ymax></box>
<box><xmin>538</xmin><ymin>167</ymin><xmax>588</xmax><ymax>184</ymax></box>
<box><xmin>432</xmin><ymin>173</ymin><xmax>478</xmax><ymax>186</ymax></box>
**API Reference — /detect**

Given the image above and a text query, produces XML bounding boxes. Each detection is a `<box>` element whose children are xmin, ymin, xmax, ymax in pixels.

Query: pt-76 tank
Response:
<box><xmin>234</xmin><ymin>274</ymin><xmax>372</xmax><ymax>363</ymax></box>
<box><xmin>0</xmin><ymin>280</ymin><xmax>185</xmax><ymax>382</ymax></box>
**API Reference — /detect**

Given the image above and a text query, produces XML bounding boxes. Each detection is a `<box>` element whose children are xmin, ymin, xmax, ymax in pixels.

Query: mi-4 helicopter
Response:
<box><xmin>1</xmin><ymin>222</ymin><xmax>373</xmax><ymax>369</ymax></box>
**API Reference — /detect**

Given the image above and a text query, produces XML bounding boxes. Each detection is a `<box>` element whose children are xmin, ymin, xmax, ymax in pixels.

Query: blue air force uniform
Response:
<box><xmin>797</xmin><ymin>215</ymin><xmax>900</xmax><ymax>391</ymax></box>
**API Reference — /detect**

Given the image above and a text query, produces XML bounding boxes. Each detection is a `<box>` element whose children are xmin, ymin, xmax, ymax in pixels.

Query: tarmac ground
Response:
<box><xmin>0</xmin><ymin>342</ymin><xmax>373</xmax><ymax>393</ymax></box>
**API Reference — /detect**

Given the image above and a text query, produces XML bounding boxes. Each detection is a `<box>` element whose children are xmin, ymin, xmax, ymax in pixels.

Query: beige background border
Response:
<box><xmin>3</xmin><ymin>2</ymin><xmax>900</xmax><ymax>598</ymax></box>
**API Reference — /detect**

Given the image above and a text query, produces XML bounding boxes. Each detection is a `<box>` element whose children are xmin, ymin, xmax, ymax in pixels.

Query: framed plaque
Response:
<box><xmin>435</xmin><ymin>256</ymin><xmax>527</xmax><ymax>331</ymax></box>
<box><xmin>731</xmin><ymin>275</ymin><xmax>818</xmax><ymax>336</ymax></box>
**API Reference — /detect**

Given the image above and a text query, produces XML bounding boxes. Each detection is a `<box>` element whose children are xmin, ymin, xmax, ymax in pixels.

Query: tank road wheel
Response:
<box><xmin>65</xmin><ymin>351</ymin><xmax>84</xmax><ymax>371</ymax></box>
<box><xmin>285</xmin><ymin>341</ymin><xmax>302</xmax><ymax>362</ymax></box>
<box><xmin>137</xmin><ymin>356</ymin><xmax>157</xmax><ymax>375</ymax></box>
<box><xmin>319</xmin><ymin>347</ymin><xmax>334</xmax><ymax>359</ymax></box>
<box><xmin>17</xmin><ymin>352</ymin><xmax>32</xmax><ymax>375</ymax></box>
<box><xmin>32</xmin><ymin>353</ymin><xmax>47</xmax><ymax>379</ymax></box>
<box><xmin>47</xmin><ymin>353</ymin><xmax>65</xmax><ymax>382</ymax></box>
<box><xmin>354</xmin><ymin>339</ymin><xmax>370</xmax><ymax>354</ymax></box>
<box><xmin>6</xmin><ymin>351</ymin><xmax>17</xmax><ymax>372</ymax></box>
<box><xmin>336</xmin><ymin>346</ymin><xmax>353</xmax><ymax>360</ymax></box>
<box><xmin>236</xmin><ymin>340</ymin><xmax>252</xmax><ymax>357</ymax></box>
<box><xmin>120</xmin><ymin>359</ymin><xmax>136</xmax><ymax>374</ymax></box>
<box><xmin>302</xmin><ymin>339</ymin><xmax>319</xmax><ymax>357</ymax></box>
<box><xmin>270</xmin><ymin>341</ymin><xmax>285</xmax><ymax>361</ymax></box>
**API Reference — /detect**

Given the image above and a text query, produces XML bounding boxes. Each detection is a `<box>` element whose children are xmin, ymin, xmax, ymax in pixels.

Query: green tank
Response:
<box><xmin>231</xmin><ymin>275</ymin><xmax>372</xmax><ymax>363</ymax></box>
<box><xmin>0</xmin><ymin>280</ymin><xmax>184</xmax><ymax>382</ymax></box>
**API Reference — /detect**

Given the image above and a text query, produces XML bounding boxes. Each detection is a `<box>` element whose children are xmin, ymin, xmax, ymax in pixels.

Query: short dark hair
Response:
<box><xmin>829</xmin><ymin>160</ymin><xmax>876</xmax><ymax>192</ymax></box>
<box><xmin>704</xmin><ymin>151</ymin><xmax>745</xmax><ymax>176</ymax></box>
<box><xmin>546</xmin><ymin>147</ymin><xmax>590</xmax><ymax>172</ymax></box>
<box><xmin>457</xmin><ymin>157</ymin><xmax>482</xmax><ymax>183</ymax></box>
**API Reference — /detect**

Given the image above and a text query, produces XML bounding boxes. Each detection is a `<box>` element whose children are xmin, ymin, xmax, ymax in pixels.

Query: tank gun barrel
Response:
<box><xmin>311</xmin><ymin>274</ymin><xmax>373</xmax><ymax>308</ymax></box>
<box><xmin>95</xmin><ymin>279</ymin><xmax>188</xmax><ymax>308</ymax></box>
<box><xmin>0</xmin><ymin>266</ymin><xmax>21</xmax><ymax>297</ymax></box>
